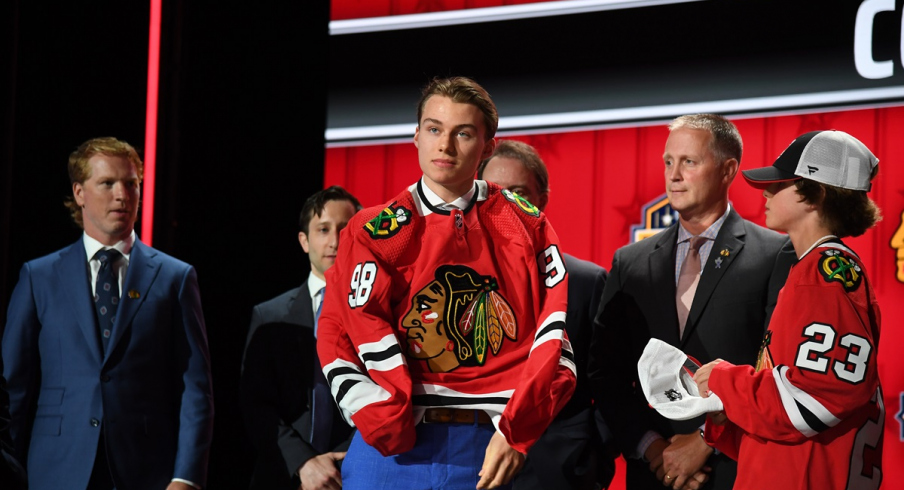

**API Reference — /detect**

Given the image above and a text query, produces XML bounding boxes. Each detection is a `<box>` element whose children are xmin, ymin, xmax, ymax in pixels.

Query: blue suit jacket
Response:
<box><xmin>2</xmin><ymin>238</ymin><xmax>214</xmax><ymax>490</ymax></box>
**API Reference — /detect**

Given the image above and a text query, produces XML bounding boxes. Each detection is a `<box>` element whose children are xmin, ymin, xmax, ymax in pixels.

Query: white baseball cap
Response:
<box><xmin>637</xmin><ymin>338</ymin><xmax>723</xmax><ymax>421</ymax></box>
<box><xmin>742</xmin><ymin>130</ymin><xmax>878</xmax><ymax>192</ymax></box>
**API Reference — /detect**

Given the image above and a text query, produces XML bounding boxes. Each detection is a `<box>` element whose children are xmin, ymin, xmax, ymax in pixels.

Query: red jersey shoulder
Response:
<box><xmin>482</xmin><ymin>183</ymin><xmax>546</xmax><ymax>236</ymax></box>
<box><xmin>811</xmin><ymin>246</ymin><xmax>864</xmax><ymax>293</ymax></box>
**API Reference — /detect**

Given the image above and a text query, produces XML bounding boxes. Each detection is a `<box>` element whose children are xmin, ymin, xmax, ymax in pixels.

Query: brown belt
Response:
<box><xmin>422</xmin><ymin>408</ymin><xmax>492</xmax><ymax>424</ymax></box>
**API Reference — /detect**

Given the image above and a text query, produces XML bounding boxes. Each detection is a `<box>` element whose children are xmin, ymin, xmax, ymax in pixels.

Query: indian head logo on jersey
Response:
<box><xmin>755</xmin><ymin>330</ymin><xmax>775</xmax><ymax>372</ymax></box>
<box><xmin>819</xmin><ymin>249</ymin><xmax>863</xmax><ymax>292</ymax></box>
<box><xmin>402</xmin><ymin>265</ymin><xmax>517</xmax><ymax>373</ymax></box>
<box><xmin>501</xmin><ymin>188</ymin><xmax>540</xmax><ymax>217</ymax></box>
<box><xmin>364</xmin><ymin>204</ymin><xmax>411</xmax><ymax>239</ymax></box>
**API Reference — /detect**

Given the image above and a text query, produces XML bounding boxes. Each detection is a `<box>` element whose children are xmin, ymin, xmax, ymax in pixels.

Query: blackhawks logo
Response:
<box><xmin>818</xmin><ymin>249</ymin><xmax>862</xmax><ymax>292</ymax></box>
<box><xmin>501</xmin><ymin>189</ymin><xmax>540</xmax><ymax>217</ymax></box>
<box><xmin>364</xmin><ymin>204</ymin><xmax>411</xmax><ymax>239</ymax></box>
<box><xmin>401</xmin><ymin>265</ymin><xmax>517</xmax><ymax>373</ymax></box>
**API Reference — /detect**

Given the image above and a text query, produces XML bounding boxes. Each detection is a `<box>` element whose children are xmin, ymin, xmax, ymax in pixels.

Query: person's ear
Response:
<box><xmin>481</xmin><ymin>138</ymin><xmax>497</xmax><ymax>159</ymax></box>
<box><xmin>722</xmin><ymin>158</ymin><xmax>739</xmax><ymax>184</ymax></box>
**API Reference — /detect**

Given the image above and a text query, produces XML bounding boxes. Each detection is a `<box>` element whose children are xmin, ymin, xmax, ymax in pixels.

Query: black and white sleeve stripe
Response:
<box><xmin>530</xmin><ymin>311</ymin><xmax>576</xmax><ymax>376</ymax></box>
<box><xmin>412</xmin><ymin>383</ymin><xmax>514</xmax><ymax>415</ymax></box>
<box><xmin>323</xmin><ymin>358</ymin><xmax>391</xmax><ymax>426</ymax></box>
<box><xmin>357</xmin><ymin>333</ymin><xmax>407</xmax><ymax>372</ymax></box>
<box><xmin>773</xmin><ymin>365</ymin><xmax>841</xmax><ymax>437</ymax></box>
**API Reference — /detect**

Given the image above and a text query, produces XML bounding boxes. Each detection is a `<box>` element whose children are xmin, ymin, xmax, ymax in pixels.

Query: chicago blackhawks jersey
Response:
<box><xmin>317</xmin><ymin>179</ymin><xmax>576</xmax><ymax>457</ymax></box>
<box><xmin>705</xmin><ymin>240</ymin><xmax>883</xmax><ymax>489</ymax></box>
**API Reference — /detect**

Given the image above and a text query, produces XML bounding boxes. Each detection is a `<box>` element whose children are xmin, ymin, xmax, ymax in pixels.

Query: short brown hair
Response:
<box><xmin>669</xmin><ymin>114</ymin><xmax>743</xmax><ymax>165</ymax></box>
<box><xmin>299</xmin><ymin>185</ymin><xmax>362</xmax><ymax>234</ymax></box>
<box><xmin>477</xmin><ymin>140</ymin><xmax>549</xmax><ymax>194</ymax></box>
<box><xmin>794</xmin><ymin>165</ymin><xmax>882</xmax><ymax>238</ymax></box>
<box><xmin>417</xmin><ymin>77</ymin><xmax>498</xmax><ymax>140</ymax></box>
<box><xmin>64</xmin><ymin>137</ymin><xmax>144</xmax><ymax>228</ymax></box>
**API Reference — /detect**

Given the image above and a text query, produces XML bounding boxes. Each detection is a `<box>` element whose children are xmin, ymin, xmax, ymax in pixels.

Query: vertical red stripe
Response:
<box><xmin>142</xmin><ymin>0</ymin><xmax>162</xmax><ymax>245</ymax></box>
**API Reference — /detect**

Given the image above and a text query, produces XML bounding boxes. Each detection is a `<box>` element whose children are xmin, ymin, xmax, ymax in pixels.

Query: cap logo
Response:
<box><xmin>808</xmin><ymin>166</ymin><xmax>819</xmax><ymax>175</ymax></box>
<box><xmin>665</xmin><ymin>389</ymin><xmax>683</xmax><ymax>401</ymax></box>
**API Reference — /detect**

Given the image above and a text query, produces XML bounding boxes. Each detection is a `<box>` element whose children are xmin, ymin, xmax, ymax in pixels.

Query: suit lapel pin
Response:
<box><xmin>128</xmin><ymin>290</ymin><xmax>140</xmax><ymax>299</ymax></box>
<box><xmin>715</xmin><ymin>248</ymin><xmax>729</xmax><ymax>269</ymax></box>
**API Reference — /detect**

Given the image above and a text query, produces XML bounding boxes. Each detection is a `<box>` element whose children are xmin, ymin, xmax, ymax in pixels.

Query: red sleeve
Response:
<box><xmin>704</xmin><ymin>417</ymin><xmax>743</xmax><ymax>461</ymax></box>
<box><xmin>498</xmin><ymin>217</ymin><xmax>576</xmax><ymax>453</ymax></box>
<box><xmin>709</xmin><ymin>278</ymin><xmax>879</xmax><ymax>444</ymax></box>
<box><xmin>317</xmin><ymin>223</ymin><xmax>415</xmax><ymax>456</ymax></box>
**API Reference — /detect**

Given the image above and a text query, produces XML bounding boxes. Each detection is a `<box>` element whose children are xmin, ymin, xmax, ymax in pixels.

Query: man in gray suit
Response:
<box><xmin>589</xmin><ymin>114</ymin><xmax>795</xmax><ymax>490</ymax></box>
<box><xmin>240</xmin><ymin>186</ymin><xmax>360</xmax><ymax>490</ymax></box>
<box><xmin>478</xmin><ymin>140</ymin><xmax>615</xmax><ymax>490</ymax></box>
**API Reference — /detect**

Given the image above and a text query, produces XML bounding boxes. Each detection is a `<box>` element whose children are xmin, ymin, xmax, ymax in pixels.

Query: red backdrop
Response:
<box><xmin>326</xmin><ymin>106</ymin><xmax>904</xmax><ymax>489</ymax></box>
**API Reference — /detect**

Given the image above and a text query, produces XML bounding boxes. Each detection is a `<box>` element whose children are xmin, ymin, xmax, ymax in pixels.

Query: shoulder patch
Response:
<box><xmin>364</xmin><ymin>204</ymin><xmax>411</xmax><ymax>239</ymax></box>
<box><xmin>818</xmin><ymin>249</ymin><xmax>862</xmax><ymax>292</ymax></box>
<box><xmin>501</xmin><ymin>189</ymin><xmax>540</xmax><ymax>217</ymax></box>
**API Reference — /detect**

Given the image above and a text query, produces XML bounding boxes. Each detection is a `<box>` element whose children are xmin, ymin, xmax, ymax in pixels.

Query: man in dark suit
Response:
<box><xmin>240</xmin><ymin>186</ymin><xmax>360</xmax><ymax>490</ymax></box>
<box><xmin>589</xmin><ymin>115</ymin><xmax>795</xmax><ymax>490</ymax></box>
<box><xmin>479</xmin><ymin>140</ymin><xmax>615</xmax><ymax>490</ymax></box>
<box><xmin>2</xmin><ymin>137</ymin><xmax>214</xmax><ymax>490</ymax></box>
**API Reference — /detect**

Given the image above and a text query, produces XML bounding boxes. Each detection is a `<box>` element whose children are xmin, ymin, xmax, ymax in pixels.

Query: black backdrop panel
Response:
<box><xmin>327</xmin><ymin>0</ymin><xmax>904</xmax><ymax>142</ymax></box>
<box><xmin>2</xmin><ymin>1</ymin><xmax>330</xmax><ymax>488</ymax></box>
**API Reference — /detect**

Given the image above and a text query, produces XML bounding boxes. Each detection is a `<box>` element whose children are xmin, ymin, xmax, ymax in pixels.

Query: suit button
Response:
<box><xmin>101</xmin><ymin>374</ymin><xmax>111</xmax><ymax>382</ymax></box>
<box><xmin>90</xmin><ymin>418</ymin><xmax>100</xmax><ymax>427</ymax></box>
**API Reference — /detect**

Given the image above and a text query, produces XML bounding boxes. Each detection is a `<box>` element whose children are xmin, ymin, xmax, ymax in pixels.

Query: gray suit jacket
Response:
<box><xmin>589</xmin><ymin>209</ymin><xmax>795</xmax><ymax>490</ymax></box>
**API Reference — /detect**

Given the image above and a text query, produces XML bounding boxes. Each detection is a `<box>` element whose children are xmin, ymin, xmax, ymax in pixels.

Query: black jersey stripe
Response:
<box><xmin>797</xmin><ymin>400</ymin><xmax>832</xmax><ymax>434</ymax></box>
<box><xmin>561</xmin><ymin>348</ymin><xmax>575</xmax><ymax>363</ymax></box>
<box><xmin>535</xmin><ymin>320</ymin><xmax>565</xmax><ymax>341</ymax></box>
<box><xmin>335</xmin><ymin>379</ymin><xmax>361</xmax><ymax>406</ymax></box>
<box><xmin>413</xmin><ymin>394</ymin><xmax>511</xmax><ymax>407</ymax></box>
<box><xmin>326</xmin><ymin>366</ymin><xmax>361</xmax><ymax>386</ymax></box>
<box><xmin>361</xmin><ymin>343</ymin><xmax>402</xmax><ymax>364</ymax></box>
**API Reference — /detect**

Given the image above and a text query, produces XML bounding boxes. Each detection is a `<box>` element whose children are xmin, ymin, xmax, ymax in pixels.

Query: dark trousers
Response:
<box><xmin>86</xmin><ymin>429</ymin><xmax>115</xmax><ymax>490</ymax></box>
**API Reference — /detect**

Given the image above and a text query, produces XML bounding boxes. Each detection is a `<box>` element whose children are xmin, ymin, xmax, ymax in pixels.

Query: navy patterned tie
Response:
<box><xmin>94</xmin><ymin>249</ymin><xmax>122</xmax><ymax>353</ymax></box>
<box><xmin>310</xmin><ymin>287</ymin><xmax>334</xmax><ymax>453</ymax></box>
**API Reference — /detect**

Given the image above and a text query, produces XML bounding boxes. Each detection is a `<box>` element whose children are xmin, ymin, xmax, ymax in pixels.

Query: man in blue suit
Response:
<box><xmin>2</xmin><ymin>137</ymin><xmax>214</xmax><ymax>490</ymax></box>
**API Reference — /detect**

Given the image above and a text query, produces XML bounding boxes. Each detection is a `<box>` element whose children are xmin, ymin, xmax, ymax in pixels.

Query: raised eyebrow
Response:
<box><xmin>421</xmin><ymin>117</ymin><xmax>443</xmax><ymax>127</ymax></box>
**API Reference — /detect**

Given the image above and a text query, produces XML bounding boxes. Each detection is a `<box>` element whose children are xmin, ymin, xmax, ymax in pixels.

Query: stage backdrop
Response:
<box><xmin>326</xmin><ymin>106</ymin><xmax>904</xmax><ymax>489</ymax></box>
